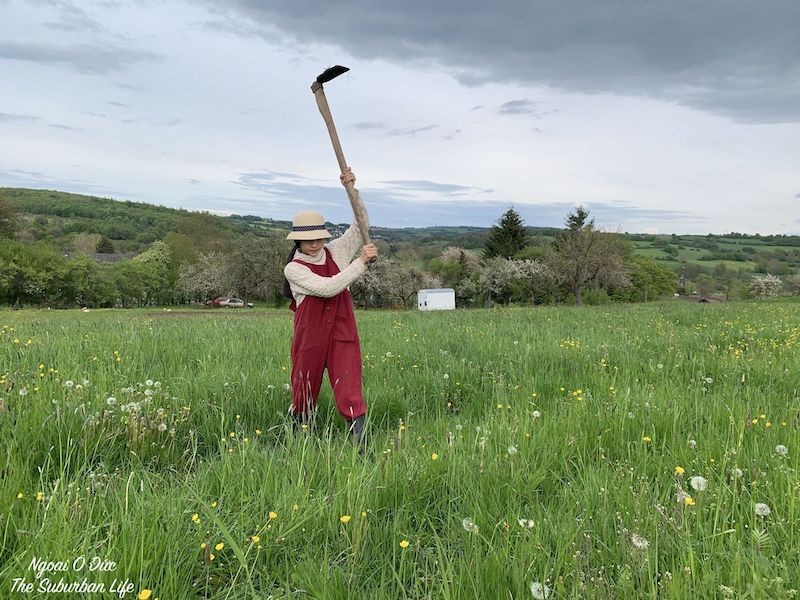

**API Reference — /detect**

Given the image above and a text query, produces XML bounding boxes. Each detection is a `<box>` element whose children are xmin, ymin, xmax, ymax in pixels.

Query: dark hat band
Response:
<box><xmin>292</xmin><ymin>224</ymin><xmax>326</xmax><ymax>231</ymax></box>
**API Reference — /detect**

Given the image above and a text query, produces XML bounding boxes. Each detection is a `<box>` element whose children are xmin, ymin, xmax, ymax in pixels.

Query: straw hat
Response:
<box><xmin>286</xmin><ymin>211</ymin><xmax>332</xmax><ymax>240</ymax></box>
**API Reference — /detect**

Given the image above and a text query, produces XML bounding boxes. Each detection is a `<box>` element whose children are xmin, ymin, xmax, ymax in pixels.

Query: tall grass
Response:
<box><xmin>1</xmin><ymin>300</ymin><xmax>798</xmax><ymax>598</ymax></box>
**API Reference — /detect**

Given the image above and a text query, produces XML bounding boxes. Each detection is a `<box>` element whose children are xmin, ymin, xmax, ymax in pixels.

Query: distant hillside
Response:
<box><xmin>2</xmin><ymin>187</ymin><xmax>799</xmax><ymax>275</ymax></box>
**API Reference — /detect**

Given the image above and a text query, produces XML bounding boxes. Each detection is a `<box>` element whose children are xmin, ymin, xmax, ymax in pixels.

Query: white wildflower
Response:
<box><xmin>688</xmin><ymin>439</ymin><xmax>697</xmax><ymax>449</ymax></box>
<box><xmin>689</xmin><ymin>476</ymin><xmax>708</xmax><ymax>491</ymax></box>
<box><xmin>154</xmin><ymin>381</ymin><xmax>161</xmax><ymax>388</ymax></box>
<box><xmin>157</xmin><ymin>422</ymin><xmax>167</xmax><ymax>432</ymax></box>
<box><xmin>775</xmin><ymin>444</ymin><xmax>788</xmax><ymax>456</ymax></box>
<box><xmin>267</xmin><ymin>385</ymin><xmax>275</xmax><ymax>390</ymax></box>
<box><xmin>676</xmin><ymin>490</ymin><xmax>691</xmax><ymax>505</ymax></box>
<box><xmin>461</xmin><ymin>518</ymin><xmax>479</xmax><ymax>533</ymax></box>
<box><xmin>283</xmin><ymin>383</ymin><xmax>290</xmax><ymax>391</ymax></box>
<box><xmin>18</xmin><ymin>388</ymin><xmax>28</xmax><ymax>397</ymax></box>
<box><xmin>64</xmin><ymin>380</ymin><xmax>74</xmax><ymax>389</ymax></box>
<box><xmin>507</xmin><ymin>445</ymin><xmax>518</xmax><ymax>455</ymax></box>
<box><xmin>443</xmin><ymin>373</ymin><xmax>450</xmax><ymax>380</ymax></box>
<box><xmin>530</xmin><ymin>582</ymin><xmax>551</xmax><ymax>599</ymax></box>
<box><xmin>145</xmin><ymin>379</ymin><xmax>154</xmax><ymax>387</ymax></box>
<box><xmin>657</xmin><ymin>363</ymin><xmax>663</xmax><ymax>369</ymax></box>
<box><xmin>732</xmin><ymin>468</ymin><xmax>743</xmax><ymax>478</ymax></box>
<box><xmin>754</xmin><ymin>503</ymin><xmax>770</xmax><ymax>517</ymax></box>
<box><xmin>627</xmin><ymin>412</ymin><xmax>635</xmax><ymax>419</ymax></box>
<box><xmin>106</xmin><ymin>397</ymin><xmax>117</xmax><ymax>406</ymax></box>
<box><xmin>144</xmin><ymin>389</ymin><xmax>154</xmax><ymax>397</ymax></box>
<box><xmin>532</xmin><ymin>410</ymin><xmax>541</xmax><ymax>418</ymax></box>
<box><xmin>455</xmin><ymin>424</ymin><xmax>463</xmax><ymax>431</ymax></box>
<box><xmin>631</xmin><ymin>533</ymin><xmax>649</xmax><ymax>550</ymax></box>
<box><xmin>518</xmin><ymin>518</ymin><xmax>534</xmax><ymax>528</ymax></box>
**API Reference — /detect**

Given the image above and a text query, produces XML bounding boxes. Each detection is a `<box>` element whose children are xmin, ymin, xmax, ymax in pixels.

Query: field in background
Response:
<box><xmin>1</xmin><ymin>300</ymin><xmax>799</xmax><ymax>599</ymax></box>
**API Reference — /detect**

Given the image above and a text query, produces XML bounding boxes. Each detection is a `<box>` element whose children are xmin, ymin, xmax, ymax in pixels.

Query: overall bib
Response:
<box><xmin>290</xmin><ymin>248</ymin><xmax>366</xmax><ymax>420</ymax></box>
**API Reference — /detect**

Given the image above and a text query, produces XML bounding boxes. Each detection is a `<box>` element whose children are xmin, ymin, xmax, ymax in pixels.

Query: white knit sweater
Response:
<box><xmin>284</xmin><ymin>194</ymin><xmax>368</xmax><ymax>308</ymax></box>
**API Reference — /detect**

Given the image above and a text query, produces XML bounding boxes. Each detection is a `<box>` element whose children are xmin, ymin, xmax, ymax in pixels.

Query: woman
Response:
<box><xmin>282</xmin><ymin>168</ymin><xmax>377</xmax><ymax>446</ymax></box>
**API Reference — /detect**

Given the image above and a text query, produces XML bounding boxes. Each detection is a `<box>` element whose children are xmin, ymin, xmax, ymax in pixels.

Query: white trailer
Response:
<box><xmin>417</xmin><ymin>288</ymin><xmax>456</xmax><ymax>311</ymax></box>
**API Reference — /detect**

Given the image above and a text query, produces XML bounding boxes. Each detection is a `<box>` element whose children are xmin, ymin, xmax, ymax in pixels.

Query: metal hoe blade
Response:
<box><xmin>316</xmin><ymin>65</ymin><xmax>349</xmax><ymax>84</ymax></box>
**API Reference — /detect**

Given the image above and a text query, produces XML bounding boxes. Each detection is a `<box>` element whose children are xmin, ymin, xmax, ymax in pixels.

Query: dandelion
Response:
<box><xmin>775</xmin><ymin>444</ymin><xmax>788</xmax><ymax>456</ymax></box>
<box><xmin>684</xmin><ymin>495</ymin><xmax>696</xmax><ymax>506</ymax></box>
<box><xmin>399</xmin><ymin>540</ymin><xmax>410</xmax><ymax>549</ymax></box>
<box><xmin>191</xmin><ymin>513</ymin><xmax>201</xmax><ymax>524</ymax></box>
<box><xmin>250</xmin><ymin>535</ymin><xmax>260</xmax><ymax>543</ymax></box>
<box><xmin>462</xmin><ymin>518</ymin><xmax>479</xmax><ymax>533</ymax></box>
<box><xmin>443</xmin><ymin>373</ymin><xmax>449</xmax><ymax>380</ymax></box>
<box><xmin>145</xmin><ymin>379</ymin><xmax>154</xmax><ymax>387</ymax></box>
<box><xmin>507</xmin><ymin>446</ymin><xmax>518</xmax><ymax>456</ymax></box>
<box><xmin>455</xmin><ymin>424</ymin><xmax>463</xmax><ymax>431</ymax></box>
<box><xmin>518</xmin><ymin>519</ymin><xmax>534</xmax><ymax>528</ymax></box>
<box><xmin>283</xmin><ymin>383</ymin><xmax>290</xmax><ymax>391</ymax></box>
<box><xmin>631</xmin><ymin>533</ymin><xmax>649</xmax><ymax>550</ymax></box>
<box><xmin>431</xmin><ymin>453</ymin><xmax>439</xmax><ymax>461</ymax></box>
<box><xmin>731</xmin><ymin>468</ymin><xmax>744</xmax><ymax>478</ymax></box>
<box><xmin>532</xmin><ymin>410</ymin><xmax>541</xmax><ymax>418</ymax></box>
<box><xmin>642</xmin><ymin>436</ymin><xmax>652</xmax><ymax>444</ymax></box>
<box><xmin>36</xmin><ymin>491</ymin><xmax>44</xmax><ymax>501</ymax></box>
<box><xmin>689</xmin><ymin>476</ymin><xmax>708</xmax><ymax>491</ymax></box>
<box><xmin>340</xmin><ymin>515</ymin><xmax>351</xmax><ymax>524</ymax></box>
<box><xmin>106</xmin><ymin>397</ymin><xmax>117</xmax><ymax>406</ymax></box>
<box><xmin>675</xmin><ymin>466</ymin><xmax>685</xmax><ymax>475</ymax></box>
<box><xmin>269</xmin><ymin>511</ymin><xmax>277</xmax><ymax>520</ymax></box>
<box><xmin>292</xmin><ymin>504</ymin><xmax>299</xmax><ymax>511</ymax></box>
<box><xmin>138</xmin><ymin>590</ymin><xmax>152</xmax><ymax>600</ymax></box>
<box><xmin>688</xmin><ymin>439</ymin><xmax>697</xmax><ymax>449</ymax></box>
<box><xmin>754</xmin><ymin>503</ymin><xmax>770</xmax><ymax>517</ymax></box>
<box><xmin>18</xmin><ymin>388</ymin><xmax>28</xmax><ymax>397</ymax></box>
<box><xmin>530</xmin><ymin>582</ymin><xmax>551</xmax><ymax>599</ymax></box>
<box><xmin>215</xmin><ymin>543</ymin><xmax>224</xmax><ymax>551</ymax></box>
<box><xmin>157</xmin><ymin>423</ymin><xmax>167</xmax><ymax>432</ymax></box>
<box><xmin>17</xmin><ymin>492</ymin><xmax>23</xmax><ymax>499</ymax></box>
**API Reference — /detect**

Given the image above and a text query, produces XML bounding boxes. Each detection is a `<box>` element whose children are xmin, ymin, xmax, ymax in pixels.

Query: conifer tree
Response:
<box><xmin>484</xmin><ymin>207</ymin><xmax>528</xmax><ymax>258</ymax></box>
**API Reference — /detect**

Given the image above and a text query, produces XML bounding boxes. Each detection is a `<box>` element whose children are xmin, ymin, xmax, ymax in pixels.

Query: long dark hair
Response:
<box><xmin>282</xmin><ymin>242</ymin><xmax>301</xmax><ymax>300</ymax></box>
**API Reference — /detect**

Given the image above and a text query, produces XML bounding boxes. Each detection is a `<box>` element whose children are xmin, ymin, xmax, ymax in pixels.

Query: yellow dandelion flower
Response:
<box><xmin>200</xmin><ymin>543</ymin><xmax>206</xmax><ymax>549</ymax></box>
<box><xmin>431</xmin><ymin>453</ymin><xmax>439</xmax><ymax>461</ymax></box>
<box><xmin>36</xmin><ymin>491</ymin><xmax>44</xmax><ymax>501</ymax></box>
<box><xmin>255</xmin><ymin>429</ymin><xmax>262</xmax><ymax>435</ymax></box>
<box><xmin>340</xmin><ymin>515</ymin><xmax>351</xmax><ymax>524</ymax></box>
<box><xmin>684</xmin><ymin>496</ymin><xmax>696</xmax><ymax>506</ymax></box>
<box><xmin>250</xmin><ymin>535</ymin><xmax>260</xmax><ymax>543</ymax></box>
<box><xmin>766</xmin><ymin>422</ymin><xmax>772</xmax><ymax>428</ymax></box>
<box><xmin>496</xmin><ymin>404</ymin><xmax>503</xmax><ymax>409</ymax></box>
<box><xmin>211</xmin><ymin>502</ymin><xmax>218</xmax><ymax>508</ymax></box>
<box><xmin>751</xmin><ymin>418</ymin><xmax>758</xmax><ymax>425</ymax></box>
<box><xmin>675</xmin><ymin>466</ymin><xmax>685</xmax><ymax>475</ymax></box>
<box><xmin>215</xmin><ymin>543</ymin><xmax>224</xmax><ymax>551</ymax></box>
<box><xmin>138</xmin><ymin>590</ymin><xmax>152</xmax><ymax>600</ymax></box>
<box><xmin>17</xmin><ymin>492</ymin><xmax>24</xmax><ymax>499</ymax></box>
<box><xmin>399</xmin><ymin>540</ymin><xmax>409</xmax><ymax>549</ymax></box>
<box><xmin>209</xmin><ymin>553</ymin><xmax>215</xmax><ymax>561</ymax></box>
<box><xmin>269</xmin><ymin>511</ymin><xmax>277</xmax><ymax>520</ymax></box>
<box><xmin>191</xmin><ymin>513</ymin><xmax>201</xmax><ymax>524</ymax></box>
<box><xmin>642</xmin><ymin>436</ymin><xmax>652</xmax><ymax>444</ymax></box>
<box><xmin>292</xmin><ymin>504</ymin><xmax>299</xmax><ymax>511</ymax></box>
<box><xmin>760</xmin><ymin>414</ymin><xmax>766</xmax><ymax>420</ymax></box>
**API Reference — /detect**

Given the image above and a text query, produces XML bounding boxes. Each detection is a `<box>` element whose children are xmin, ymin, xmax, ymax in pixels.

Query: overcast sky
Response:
<box><xmin>1</xmin><ymin>0</ymin><xmax>799</xmax><ymax>234</ymax></box>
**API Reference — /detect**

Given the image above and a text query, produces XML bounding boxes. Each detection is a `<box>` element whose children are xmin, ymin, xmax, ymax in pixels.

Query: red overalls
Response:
<box><xmin>289</xmin><ymin>248</ymin><xmax>366</xmax><ymax>420</ymax></box>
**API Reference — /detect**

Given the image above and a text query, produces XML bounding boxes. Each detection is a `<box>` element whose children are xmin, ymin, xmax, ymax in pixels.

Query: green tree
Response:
<box><xmin>483</xmin><ymin>208</ymin><xmax>528</xmax><ymax>258</ymax></box>
<box><xmin>0</xmin><ymin>196</ymin><xmax>18</xmax><ymax>238</ymax></box>
<box><xmin>546</xmin><ymin>206</ymin><xmax>630</xmax><ymax>305</ymax></box>
<box><xmin>95</xmin><ymin>236</ymin><xmax>114</xmax><ymax>254</ymax></box>
<box><xmin>226</xmin><ymin>234</ymin><xmax>286</xmax><ymax>305</ymax></box>
<box><xmin>614</xmin><ymin>255</ymin><xmax>676</xmax><ymax>302</ymax></box>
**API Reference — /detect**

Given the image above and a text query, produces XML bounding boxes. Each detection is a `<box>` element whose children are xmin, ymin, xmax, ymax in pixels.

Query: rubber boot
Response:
<box><xmin>347</xmin><ymin>414</ymin><xmax>367</xmax><ymax>452</ymax></box>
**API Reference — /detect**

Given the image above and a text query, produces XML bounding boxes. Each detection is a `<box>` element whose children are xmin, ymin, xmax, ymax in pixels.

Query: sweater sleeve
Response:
<box><xmin>327</xmin><ymin>188</ymin><xmax>369</xmax><ymax>266</ymax></box>
<box><xmin>284</xmin><ymin>258</ymin><xmax>366</xmax><ymax>299</ymax></box>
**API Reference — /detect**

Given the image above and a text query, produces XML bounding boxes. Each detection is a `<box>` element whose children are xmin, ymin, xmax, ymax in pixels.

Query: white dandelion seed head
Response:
<box><xmin>64</xmin><ymin>380</ymin><xmax>74</xmax><ymax>389</ymax></box>
<box><xmin>507</xmin><ymin>445</ymin><xmax>518</xmax><ymax>455</ymax></box>
<box><xmin>532</xmin><ymin>410</ymin><xmax>541</xmax><ymax>418</ymax></box>
<box><xmin>689</xmin><ymin>476</ymin><xmax>708</xmax><ymax>491</ymax></box>
<box><xmin>774</xmin><ymin>444</ymin><xmax>788</xmax><ymax>456</ymax></box>
<box><xmin>267</xmin><ymin>385</ymin><xmax>275</xmax><ymax>390</ymax></box>
<box><xmin>75</xmin><ymin>384</ymin><xmax>82</xmax><ymax>391</ymax></box>
<box><xmin>385</xmin><ymin>351</ymin><xmax>393</xmax><ymax>358</ymax></box>
<box><xmin>461</xmin><ymin>518</ymin><xmax>479</xmax><ymax>533</ymax></box>
<box><xmin>455</xmin><ymin>424</ymin><xmax>463</xmax><ymax>431</ymax></box>
<box><xmin>154</xmin><ymin>381</ymin><xmax>161</xmax><ymax>388</ymax></box>
<box><xmin>518</xmin><ymin>518</ymin><xmax>534</xmax><ymax>528</ymax></box>
<box><xmin>157</xmin><ymin>422</ymin><xmax>167</xmax><ymax>432</ymax></box>
<box><xmin>754</xmin><ymin>503</ymin><xmax>771</xmax><ymax>517</ymax></box>
<box><xmin>145</xmin><ymin>379</ymin><xmax>154</xmax><ymax>387</ymax></box>
<box><xmin>443</xmin><ymin>373</ymin><xmax>450</xmax><ymax>380</ymax></box>
<box><xmin>688</xmin><ymin>439</ymin><xmax>697</xmax><ymax>449</ymax></box>
<box><xmin>732</xmin><ymin>468</ymin><xmax>744</xmax><ymax>478</ymax></box>
<box><xmin>106</xmin><ymin>397</ymin><xmax>116</xmax><ymax>406</ymax></box>
<box><xmin>657</xmin><ymin>363</ymin><xmax>664</xmax><ymax>369</ymax></box>
<box><xmin>18</xmin><ymin>388</ymin><xmax>28</xmax><ymax>397</ymax></box>
<box><xmin>676</xmin><ymin>490</ymin><xmax>690</xmax><ymax>505</ymax></box>
<box><xmin>705</xmin><ymin>377</ymin><xmax>713</xmax><ymax>384</ymax></box>
<box><xmin>144</xmin><ymin>389</ymin><xmax>154</xmax><ymax>397</ymax></box>
<box><xmin>82</xmin><ymin>379</ymin><xmax>90</xmax><ymax>386</ymax></box>
<box><xmin>479</xmin><ymin>437</ymin><xmax>487</xmax><ymax>448</ymax></box>
<box><xmin>529</xmin><ymin>582</ymin><xmax>551</xmax><ymax>599</ymax></box>
<box><xmin>627</xmin><ymin>412</ymin><xmax>635</xmax><ymax>419</ymax></box>
<box><xmin>631</xmin><ymin>533</ymin><xmax>649</xmax><ymax>550</ymax></box>
<box><xmin>283</xmin><ymin>383</ymin><xmax>290</xmax><ymax>391</ymax></box>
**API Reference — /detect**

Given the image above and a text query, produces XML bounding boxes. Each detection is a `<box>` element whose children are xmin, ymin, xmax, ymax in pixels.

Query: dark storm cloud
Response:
<box><xmin>206</xmin><ymin>1</ymin><xmax>800</xmax><ymax>123</ymax></box>
<box><xmin>0</xmin><ymin>40</ymin><xmax>160</xmax><ymax>74</ymax></box>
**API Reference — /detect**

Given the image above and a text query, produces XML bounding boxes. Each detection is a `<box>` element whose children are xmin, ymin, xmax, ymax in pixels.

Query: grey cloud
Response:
<box><xmin>499</xmin><ymin>100</ymin><xmax>537</xmax><ymax>115</ymax></box>
<box><xmin>795</xmin><ymin>192</ymin><xmax>800</xmax><ymax>199</ymax></box>
<box><xmin>387</xmin><ymin>124</ymin><xmax>437</xmax><ymax>137</ymax></box>
<box><xmin>380</xmin><ymin>179</ymin><xmax>488</xmax><ymax>196</ymax></box>
<box><xmin>351</xmin><ymin>121</ymin><xmax>437</xmax><ymax>137</ymax></box>
<box><xmin>108</xmin><ymin>101</ymin><xmax>130</xmax><ymax>108</ymax></box>
<box><xmin>0</xmin><ymin>40</ymin><xmax>160</xmax><ymax>74</ymax></box>
<box><xmin>43</xmin><ymin>1</ymin><xmax>104</xmax><ymax>33</ymax></box>
<box><xmin>209</xmin><ymin>1</ymin><xmax>800</xmax><ymax>123</ymax></box>
<box><xmin>352</xmin><ymin>121</ymin><xmax>385</xmax><ymax>130</ymax></box>
<box><xmin>49</xmin><ymin>123</ymin><xmax>84</xmax><ymax>131</ymax></box>
<box><xmin>0</xmin><ymin>112</ymin><xmax>40</xmax><ymax>122</ymax></box>
<box><xmin>0</xmin><ymin>168</ymin><xmax>114</xmax><ymax>196</ymax></box>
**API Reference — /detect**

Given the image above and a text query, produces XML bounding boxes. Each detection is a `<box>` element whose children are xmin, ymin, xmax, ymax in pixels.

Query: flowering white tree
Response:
<box><xmin>749</xmin><ymin>273</ymin><xmax>783</xmax><ymax>299</ymax></box>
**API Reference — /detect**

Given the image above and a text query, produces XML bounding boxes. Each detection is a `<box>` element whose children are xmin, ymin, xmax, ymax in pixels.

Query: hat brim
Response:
<box><xmin>286</xmin><ymin>228</ymin><xmax>332</xmax><ymax>241</ymax></box>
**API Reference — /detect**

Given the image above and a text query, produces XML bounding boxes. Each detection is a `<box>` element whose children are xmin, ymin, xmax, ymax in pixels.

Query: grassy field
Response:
<box><xmin>1</xmin><ymin>300</ymin><xmax>799</xmax><ymax>599</ymax></box>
